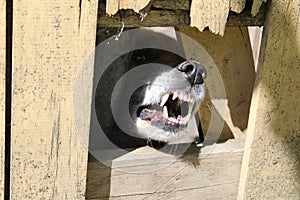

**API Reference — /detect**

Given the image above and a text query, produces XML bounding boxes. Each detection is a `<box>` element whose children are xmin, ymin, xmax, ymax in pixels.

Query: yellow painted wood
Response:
<box><xmin>190</xmin><ymin>0</ymin><xmax>246</xmax><ymax>36</ymax></box>
<box><xmin>106</xmin><ymin>0</ymin><xmax>151</xmax><ymax>16</ymax></box>
<box><xmin>11</xmin><ymin>0</ymin><xmax>98</xmax><ymax>199</ymax></box>
<box><xmin>238</xmin><ymin>1</ymin><xmax>300</xmax><ymax>199</ymax></box>
<box><xmin>0</xmin><ymin>0</ymin><xmax>6</xmax><ymax>198</ymax></box>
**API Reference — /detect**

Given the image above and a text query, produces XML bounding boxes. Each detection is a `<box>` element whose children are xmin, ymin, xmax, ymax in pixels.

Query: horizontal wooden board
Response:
<box><xmin>87</xmin><ymin>139</ymin><xmax>244</xmax><ymax>199</ymax></box>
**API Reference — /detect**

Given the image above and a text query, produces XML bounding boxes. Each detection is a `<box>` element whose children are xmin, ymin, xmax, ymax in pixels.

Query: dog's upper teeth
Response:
<box><xmin>172</xmin><ymin>93</ymin><xmax>178</xmax><ymax>100</ymax></box>
<box><xmin>177</xmin><ymin>91</ymin><xmax>183</xmax><ymax>100</ymax></box>
<box><xmin>181</xmin><ymin>92</ymin><xmax>187</xmax><ymax>101</ymax></box>
<box><xmin>160</xmin><ymin>93</ymin><xmax>170</xmax><ymax>107</ymax></box>
<box><xmin>163</xmin><ymin>106</ymin><xmax>168</xmax><ymax>118</ymax></box>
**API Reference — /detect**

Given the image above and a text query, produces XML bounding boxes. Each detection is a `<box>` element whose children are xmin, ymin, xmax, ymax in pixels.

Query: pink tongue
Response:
<box><xmin>139</xmin><ymin>108</ymin><xmax>164</xmax><ymax>121</ymax></box>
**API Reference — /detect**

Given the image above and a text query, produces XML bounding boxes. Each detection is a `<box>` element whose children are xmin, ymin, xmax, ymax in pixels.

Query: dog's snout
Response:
<box><xmin>177</xmin><ymin>61</ymin><xmax>207</xmax><ymax>85</ymax></box>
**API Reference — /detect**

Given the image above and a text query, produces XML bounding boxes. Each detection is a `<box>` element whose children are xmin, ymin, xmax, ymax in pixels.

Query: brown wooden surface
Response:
<box><xmin>238</xmin><ymin>0</ymin><xmax>300</xmax><ymax>199</ymax></box>
<box><xmin>87</xmin><ymin>140</ymin><xmax>244</xmax><ymax>199</ymax></box>
<box><xmin>11</xmin><ymin>0</ymin><xmax>98</xmax><ymax>199</ymax></box>
<box><xmin>0</xmin><ymin>0</ymin><xmax>6</xmax><ymax>198</ymax></box>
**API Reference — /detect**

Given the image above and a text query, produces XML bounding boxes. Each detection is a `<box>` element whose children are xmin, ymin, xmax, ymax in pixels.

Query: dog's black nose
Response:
<box><xmin>177</xmin><ymin>61</ymin><xmax>207</xmax><ymax>85</ymax></box>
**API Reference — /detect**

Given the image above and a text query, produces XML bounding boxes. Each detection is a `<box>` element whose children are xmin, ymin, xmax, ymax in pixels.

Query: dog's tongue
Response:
<box><xmin>139</xmin><ymin>108</ymin><xmax>164</xmax><ymax>122</ymax></box>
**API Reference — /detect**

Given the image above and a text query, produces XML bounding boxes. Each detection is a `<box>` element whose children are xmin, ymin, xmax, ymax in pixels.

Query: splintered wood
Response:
<box><xmin>251</xmin><ymin>0</ymin><xmax>267</xmax><ymax>16</ymax></box>
<box><xmin>190</xmin><ymin>0</ymin><xmax>246</xmax><ymax>36</ymax></box>
<box><xmin>104</xmin><ymin>0</ymin><xmax>267</xmax><ymax>35</ymax></box>
<box><xmin>11</xmin><ymin>0</ymin><xmax>98</xmax><ymax>199</ymax></box>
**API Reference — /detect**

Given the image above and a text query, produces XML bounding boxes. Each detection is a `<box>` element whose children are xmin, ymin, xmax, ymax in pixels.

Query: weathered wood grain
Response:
<box><xmin>238</xmin><ymin>0</ymin><xmax>300</xmax><ymax>199</ymax></box>
<box><xmin>0</xmin><ymin>0</ymin><xmax>6</xmax><ymax>198</ymax></box>
<box><xmin>11</xmin><ymin>0</ymin><xmax>98</xmax><ymax>199</ymax></box>
<box><xmin>87</xmin><ymin>140</ymin><xmax>244</xmax><ymax>199</ymax></box>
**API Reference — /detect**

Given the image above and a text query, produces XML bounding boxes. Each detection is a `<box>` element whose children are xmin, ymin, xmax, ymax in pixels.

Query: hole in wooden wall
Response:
<box><xmin>85</xmin><ymin>2</ymin><xmax>264</xmax><ymax>198</ymax></box>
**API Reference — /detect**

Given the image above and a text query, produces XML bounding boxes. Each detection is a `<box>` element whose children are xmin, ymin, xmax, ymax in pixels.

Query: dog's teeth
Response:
<box><xmin>178</xmin><ymin>91</ymin><xmax>183</xmax><ymax>100</ymax></box>
<box><xmin>168</xmin><ymin>117</ymin><xmax>178</xmax><ymax>123</ymax></box>
<box><xmin>163</xmin><ymin>106</ymin><xmax>168</xmax><ymax>118</ymax></box>
<box><xmin>160</xmin><ymin>93</ymin><xmax>169</xmax><ymax>106</ymax></box>
<box><xmin>183</xmin><ymin>94</ymin><xmax>188</xmax><ymax>101</ymax></box>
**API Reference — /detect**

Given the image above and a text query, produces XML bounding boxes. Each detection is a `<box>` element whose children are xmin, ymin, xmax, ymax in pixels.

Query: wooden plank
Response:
<box><xmin>238</xmin><ymin>0</ymin><xmax>300</xmax><ymax>199</ymax></box>
<box><xmin>0</xmin><ymin>0</ymin><xmax>6</xmax><ymax>198</ymax></box>
<box><xmin>86</xmin><ymin>140</ymin><xmax>244</xmax><ymax>199</ymax></box>
<box><xmin>98</xmin><ymin>1</ymin><xmax>266</xmax><ymax>28</ymax></box>
<box><xmin>11</xmin><ymin>0</ymin><xmax>98</xmax><ymax>199</ymax></box>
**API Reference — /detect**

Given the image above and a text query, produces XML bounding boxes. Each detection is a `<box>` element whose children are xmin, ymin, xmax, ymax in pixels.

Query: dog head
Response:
<box><xmin>133</xmin><ymin>60</ymin><xmax>207</xmax><ymax>142</ymax></box>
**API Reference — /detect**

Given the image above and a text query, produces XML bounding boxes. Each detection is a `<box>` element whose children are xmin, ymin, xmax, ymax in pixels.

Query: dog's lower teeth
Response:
<box><xmin>168</xmin><ymin>117</ymin><xmax>178</xmax><ymax>123</ymax></box>
<box><xmin>163</xmin><ymin>106</ymin><xmax>168</xmax><ymax>118</ymax></box>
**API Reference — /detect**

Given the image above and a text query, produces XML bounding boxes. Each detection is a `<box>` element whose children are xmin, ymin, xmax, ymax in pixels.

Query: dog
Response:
<box><xmin>95</xmin><ymin>48</ymin><xmax>207</xmax><ymax>149</ymax></box>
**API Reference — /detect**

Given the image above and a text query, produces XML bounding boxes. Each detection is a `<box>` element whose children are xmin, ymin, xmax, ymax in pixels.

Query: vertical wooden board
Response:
<box><xmin>0</xmin><ymin>0</ymin><xmax>6</xmax><ymax>199</ymax></box>
<box><xmin>11</xmin><ymin>0</ymin><xmax>97</xmax><ymax>199</ymax></box>
<box><xmin>238</xmin><ymin>1</ymin><xmax>300</xmax><ymax>199</ymax></box>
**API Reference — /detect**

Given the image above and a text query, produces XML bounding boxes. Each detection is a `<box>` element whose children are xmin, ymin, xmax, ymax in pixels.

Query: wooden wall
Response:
<box><xmin>1</xmin><ymin>0</ymin><xmax>299</xmax><ymax>199</ymax></box>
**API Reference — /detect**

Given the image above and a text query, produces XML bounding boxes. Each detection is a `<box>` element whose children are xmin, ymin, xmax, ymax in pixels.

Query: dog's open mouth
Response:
<box><xmin>136</xmin><ymin>90</ymin><xmax>195</xmax><ymax>130</ymax></box>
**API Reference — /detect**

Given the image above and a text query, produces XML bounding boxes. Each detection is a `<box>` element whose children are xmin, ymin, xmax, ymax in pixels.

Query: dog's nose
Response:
<box><xmin>177</xmin><ymin>61</ymin><xmax>207</xmax><ymax>85</ymax></box>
